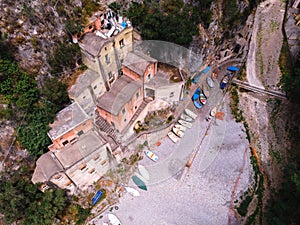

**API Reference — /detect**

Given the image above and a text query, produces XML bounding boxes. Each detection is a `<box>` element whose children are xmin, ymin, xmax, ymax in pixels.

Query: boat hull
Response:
<box><xmin>172</xmin><ymin>127</ymin><xmax>184</xmax><ymax>137</ymax></box>
<box><xmin>132</xmin><ymin>175</ymin><xmax>147</xmax><ymax>191</ymax></box>
<box><xmin>178</xmin><ymin>119</ymin><xmax>192</xmax><ymax>128</ymax></box>
<box><xmin>138</xmin><ymin>165</ymin><xmax>150</xmax><ymax>181</ymax></box>
<box><xmin>184</xmin><ymin>108</ymin><xmax>197</xmax><ymax>119</ymax></box>
<box><xmin>174</xmin><ymin>123</ymin><xmax>187</xmax><ymax>132</ymax></box>
<box><xmin>180</xmin><ymin>114</ymin><xmax>193</xmax><ymax>121</ymax></box>
<box><xmin>145</xmin><ymin>150</ymin><xmax>159</xmax><ymax>162</ymax></box>
<box><xmin>168</xmin><ymin>132</ymin><xmax>179</xmax><ymax>143</ymax></box>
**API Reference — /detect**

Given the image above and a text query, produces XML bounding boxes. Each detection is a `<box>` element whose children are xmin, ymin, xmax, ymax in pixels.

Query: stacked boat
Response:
<box><xmin>168</xmin><ymin>109</ymin><xmax>197</xmax><ymax>143</ymax></box>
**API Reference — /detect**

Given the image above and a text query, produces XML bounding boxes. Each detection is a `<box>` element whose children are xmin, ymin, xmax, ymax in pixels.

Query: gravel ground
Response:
<box><xmin>91</xmin><ymin>91</ymin><xmax>252</xmax><ymax>225</ymax></box>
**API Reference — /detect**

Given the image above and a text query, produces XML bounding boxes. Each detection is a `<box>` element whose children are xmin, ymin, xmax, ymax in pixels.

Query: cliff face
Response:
<box><xmin>0</xmin><ymin>0</ymin><xmax>85</xmax><ymax>74</ymax></box>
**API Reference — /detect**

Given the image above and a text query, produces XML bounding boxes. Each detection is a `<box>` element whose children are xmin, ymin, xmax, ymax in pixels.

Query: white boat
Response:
<box><xmin>145</xmin><ymin>150</ymin><xmax>158</xmax><ymax>162</ymax></box>
<box><xmin>138</xmin><ymin>165</ymin><xmax>150</xmax><ymax>181</ymax></box>
<box><xmin>108</xmin><ymin>214</ymin><xmax>122</xmax><ymax>225</ymax></box>
<box><xmin>125</xmin><ymin>187</ymin><xmax>140</xmax><ymax>197</ymax></box>
<box><xmin>200</xmin><ymin>93</ymin><xmax>207</xmax><ymax>105</ymax></box>
<box><xmin>174</xmin><ymin>123</ymin><xmax>187</xmax><ymax>132</ymax></box>
<box><xmin>168</xmin><ymin>132</ymin><xmax>179</xmax><ymax>143</ymax></box>
<box><xmin>172</xmin><ymin>127</ymin><xmax>184</xmax><ymax>138</ymax></box>
<box><xmin>180</xmin><ymin>114</ymin><xmax>193</xmax><ymax>121</ymax></box>
<box><xmin>206</xmin><ymin>76</ymin><xmax>215</xmax><ymax>88</ymax></box>
<box><xmin>178</xmin><ymin>119</ymin><xmax>192</xmax><ymax>128</ymax></box>
<box><xmin>210</xmin><ymin>106</ymin><xmax>217</xmax><ymax>117</ymax></box>
<box><xmin>184</xmin><ymin>108</ymin><xmax>197</xmax><ymax>119</ymax></box>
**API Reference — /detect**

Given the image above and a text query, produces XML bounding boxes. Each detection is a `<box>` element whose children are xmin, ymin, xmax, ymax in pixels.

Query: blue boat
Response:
<box><xmin>220</xmin><ymin>75</ymin><xmax>230</xmax><ymax>89</ymax></box>
<box><xmin>192</xmin><ymin>88</ymin><xmax>201</xmax><ymax>101</ymax></box>
<box><xmin>92</xmin><ymin>190</ymin><xmax>103</xmax><ymax>205</ymax></box>
<box><xmin>202</xmin><ymin>65</ymin><xmax>210</xmax><ymax>74</ymax></box>
<box><xmin>192</xmin><ymin>66</ymin><xmax>210</xmax><ymax>83</ymax></box>
<box><xmin>227</xmin><ymin>66</ymin><xmax>239</xmax><ymax>72</ymax></box>
<box><xmin>193</xmin><ymin>100</ymin><xmax>202</xmax><ymax>109</ymax></box>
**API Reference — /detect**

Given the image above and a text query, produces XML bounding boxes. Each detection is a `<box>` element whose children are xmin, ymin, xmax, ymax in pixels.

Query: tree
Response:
<box><xmin>125</xmin><ymin>0</ymin><xmax>201</xmax><ymax>46</ymax></box>
<box><xmin>0</xmin><ymin>173</ymin><xmax>68</xmax><ymax>225</ymax></box>
<box><xmin>41</xmin><ymin>76</ymin><xmax>70</xmax><ymax>113</ymax></box>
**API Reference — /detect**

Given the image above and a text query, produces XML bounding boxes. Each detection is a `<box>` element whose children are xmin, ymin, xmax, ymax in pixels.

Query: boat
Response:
<box><xmin>178</xmin><ymin>119</ymin><xmax>192</xmax><ymax>128</ymax></box>
<box><xmin>192</xmin><ymin>88</ymin><xmax>201</xmax><ymax>101</ymax></box>
<box><xmin>103</xmin><ymin>223</ymin><xmax>109</xmax><ymax>225</ymax></box>
<box><xmin>174</xmin><ymin>123</ymin><xmax>187</xmax><ymax>132</ymax></box>
<box><xmin>193</xmin><ymin>100</ymin><xmax>202</xmax><ymax>109</ymax></box>
<box><xmin>132</xmin><ymin>175</ymin><xmax>147</xmax><ymax>191</ymax></box>
<box><xmin>168</xmin><ymin>131</ymin><xmax>179</xmax><ymax>143</ymax></box>
<box><xmin>144</xmin><ymin>150</ymin><xmax>159</xmax><ymax>162</ymax></box>
<box><xmin>134</xmin><ymin>172</ymin><xmax>148</xmax><ymax>184</ymax></box>
<box><xmin>210</xmin><ymin>106</ymin><xmax>217</xmax><ymax>117</ymax></box>
<box><xmin>206</xmin><ymin>76</ymin><xmax>214</xmax><ymax>88</ymax></box>
<box><xmin>125</xmin><ymin>187</ymin><xmax>140</xmax><ymax>197</ymax></box>
<box><xmin>184</xmin><ymin>108</ymin><xmax>197</xmax><ymax>119</ymax></box>
<box><xmin>180</xmin><ymin>114</ymin><xmax>193</xmax><ymax>121</ymax></box>
<box><xmin>172</xmin><ymin>127</ymin><xmax>184</xmax><ymax>138</ymax></box>
<box><xmin>227</xmin><ymin>66</ymin><xmax>239</xmax><ymax>72</ymax></box>
<box><xmin>108</xmin><ymin>214</ymin><xmax>122</xmax><ymax>225</ymax></box>
<box><xmin>200</xmin><ymin>93</ymin><xmax>207</xmax><ymax>105</ymax></box>
<box><xmin>220</xmin><ymin>75</ymin><xmax>230</xmax><ymax>89</ymax></box>
<box><xmin>138</xmin><ymin>165</ymin><xmax>150</xmax><ymax>181</ymax></box>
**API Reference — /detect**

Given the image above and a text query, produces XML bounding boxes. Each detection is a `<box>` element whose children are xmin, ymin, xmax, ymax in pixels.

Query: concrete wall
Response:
<box><xmin>154</xmin><ymin>82</ymin><xmax>184</xmax><ymax>103</ymax></box>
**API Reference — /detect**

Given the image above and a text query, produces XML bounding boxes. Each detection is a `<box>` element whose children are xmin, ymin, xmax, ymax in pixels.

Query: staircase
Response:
<box><xmin>95</xmin><ymin>112</ymin><xmax>120</xmax><ymax>144</ymax></box>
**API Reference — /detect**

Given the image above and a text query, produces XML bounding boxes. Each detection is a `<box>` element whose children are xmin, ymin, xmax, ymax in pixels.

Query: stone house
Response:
<box><xmin>78</xmin><ymin>9</ymin><xmax>139</xmax><ymax>92</ymax></box>
<box><xmin>32</xmin><ymin>130</ymin><xmax>112</xmax><ymax>193</ymax></box>
<box><xmin>97</xmin><ymin>75</ymin><xmax>143</xmax><ymax>133</ymax></box>
<box><xmin>47</xmin><ymin>102</ymin><xmax>93</xmax><ymax>151</ymax></box>
<box><xmin>68</xmin><ymin>69</ymin><xmax>105</xmax><ymax>117</ymax></box>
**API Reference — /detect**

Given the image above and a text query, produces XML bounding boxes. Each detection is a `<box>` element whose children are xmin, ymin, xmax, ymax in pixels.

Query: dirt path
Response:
<box><xmin>246</xmin><ymin>0</ymin><xmax>285</xmax><ymax>89</ymax></box>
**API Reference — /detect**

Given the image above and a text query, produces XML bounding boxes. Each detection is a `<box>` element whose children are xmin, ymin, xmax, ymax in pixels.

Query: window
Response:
<box><xmin>147</xmin><ymin>74</ymin><xmax>151</xmax><ymax>81</ymax></box>
<box><xmin>78</xmin><ymin>130</ymin><xmax>84</xmax><ymax>136</ymax></box>
<box><xmin>54</xmin><ymin>174</ymin><xmax>62</xmax><ymax>181</ymax></box>
<box><xmin>89</xmin><ymin>168</ymin><xmax>95</xmax><ymax>174</ymax></box>
<box><xmin>94</xmin><ymin>155</ymin><xmax>101</xmax><ymax>161</ymax></box>
<box><xmin>62</xmin><ymin>140</ymin><xmax>69</xmax><ymax>146</ymax></box>
<box><xmin>79</xmin><ymin>163</ymin><xmax>87</xmax><ymax>171</ymax></box>
<box><xmin>122</xmin><ymin>108</ymin><xmax>126</xmax><ymax>114</ymax></box>
<box><xmin>108</xmin><ymin>72</ymin><xmax>113</xmax><ymax>79</ymax></box>
<box><xmin>65</xmin><ymin>181</ymin><xmax>73</xmax><ymax>187</ymax></box>
<box><xmin>82</xmin><ymin>95</ymin><xmax>86</xmax><ymax>99</ymax></box>
<box><xmin>93</xmin><ymin>85</ymin><xmax>97</xmax><ymax>89</ymax></box>
<box><xmin>101</xmin><ymin>160</ymin><xmax>107</xmax><ymax>165</ymax></box>
<box><xmin>124</xmin><ymin>118</ymin><xmax>127</xmax><ymax>122</ymax></box>
<box><xmin>170</xmin><ymin>92</ymin><xmax>174</xmax><ymax>98</ymax></box>
<box><xmin>119</xmin><ymin>39</ymin><xmax>124</xmax><ymax>48</ymax></box>
<box><xmin>136</xmin><ymin>92</ymin><xmax>139</xmax><ymax>99</ymax></box>
<box><xmin>105</xmin><ymin>54</ymin><xmax>110</xmax><ymax>64</ymax></box>
<box><xmin>135</xmin><ymin>106</ymin><xmax>137</xmax><ymax>110</ymax></box>
<box><xmin>41</xmin><ymin>184</ymin><xmax>49</xmax><ymax>192</ymax></box>
<box><xmin>89</xmin><ymin>25</ymin><xmax>93</xmax><ymax>29</ymax></box>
